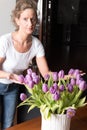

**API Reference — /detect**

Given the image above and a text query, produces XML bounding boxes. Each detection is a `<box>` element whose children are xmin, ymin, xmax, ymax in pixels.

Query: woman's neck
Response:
<box><xmin>11</xmin><ymin>31</ymin><xmax>32</xmax><ymax>53</ymax></box>
<box><xmin>13</xmin><ymin>31</ymin><xmax>32</xmax><ymax>45</ymax></box>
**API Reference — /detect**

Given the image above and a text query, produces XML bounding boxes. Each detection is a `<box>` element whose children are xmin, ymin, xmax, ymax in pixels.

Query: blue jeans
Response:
<box><xmin>17</xmin><ymin>85</ymin><xmax>40</xmax><ymax>123</ymax></box>
<box><xmin>0</xmin><ymin>83</ymin><xmax>19</xmax><ymax>130</ymax></box>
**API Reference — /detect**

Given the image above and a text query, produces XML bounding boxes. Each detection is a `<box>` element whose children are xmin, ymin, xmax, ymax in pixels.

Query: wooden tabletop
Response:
<box><xmin>6</xmin><ymin>105</ymin><xmax>87</xmax><ymax>130</ymax></box>
<box><xmin>6</xmin><ymin>116</ymin><xmax>41</xmax><ymax>130</ymax></box>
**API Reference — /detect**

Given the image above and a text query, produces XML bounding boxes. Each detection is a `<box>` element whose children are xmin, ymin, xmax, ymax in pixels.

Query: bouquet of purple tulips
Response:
<box><xmin>18</xmin><ymin>68</ymin><xmax>87</xmax><ymax>119</ymax></box>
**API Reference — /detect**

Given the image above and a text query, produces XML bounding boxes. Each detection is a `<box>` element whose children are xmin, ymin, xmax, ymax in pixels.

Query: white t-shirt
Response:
<box><xmin>0</xmin><ymin>33</ymin><xmax>45</xmax><ymax>84</ymax></box>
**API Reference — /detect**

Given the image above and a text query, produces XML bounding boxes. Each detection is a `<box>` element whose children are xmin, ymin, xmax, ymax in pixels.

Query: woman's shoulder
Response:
<box><xmin>32</xmin><ymin>36</ymin><xmax>42</xmax><ymax>47</ymax></box>
<box><xmin>31</xmin><ymin>36</ymin><xmax>45</xmax><ymax>57</ymax></box>
<box><xmin>32</xmin><ymin>35</ymin><xmax>41</xmax><ymax>43</ymax></box>
<box><xmin>0</xmin><ymin>33</ymin><xmax>12</xmax><ymax>49</ymax></box>
<box><xmin>0</xmin><ymin>33</ymin><xmax>11</xmax><ymax>41</ymax></box>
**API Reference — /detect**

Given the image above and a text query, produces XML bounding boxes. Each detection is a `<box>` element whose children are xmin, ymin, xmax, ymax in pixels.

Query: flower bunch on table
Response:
<box><xmin>18</xmin><ymin>68</ymin><xmax>87</xmax><ymax>119</ymax></box>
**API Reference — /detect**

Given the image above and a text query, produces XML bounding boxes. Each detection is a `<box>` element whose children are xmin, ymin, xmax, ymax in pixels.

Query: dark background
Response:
<box><xmin>42</xmin><ymin>0</ymin><xmax>87</xmax><ymax>73</ymax></box>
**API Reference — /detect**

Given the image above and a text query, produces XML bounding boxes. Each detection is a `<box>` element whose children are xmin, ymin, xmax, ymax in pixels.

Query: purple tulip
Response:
<box><xmin>53</xmin><ymin>91</ymin><xmax>60</xmax><ymax>101</ymax></box>
<box><xmin>76</xmin><ymin>78</ymin><xmax>83</xmax><ymax>85</ymax></box>
<box><xmin>18</xmin><ymin>75</ymin><xmax>24</xmax><ymax>83</ymax></box>
<box><xmin>44</xmin><ymin>74</ymin><xmax>50</xmax><ymax>81</ymax></box>
<box><xmin>58</xmin><ymin>70</ymin><xmax>64</xmax><ymax>78</ymax></box>
<box><xmin>32</xmin><ymin>72</ymin><xmax>37</xmax><ymax>78</ymax></box>
<box><xmin>52</xmin><ymin>72</ymin><xmax>58</xmax><ymax>81</ymax></box>
<box><xmin>59</xmin><ymin>85</ymin><xmax>65</xmax><ymax>92</ymax></box>
<box><xmin>23</xmin><ymin>77</ymin><xmax>29</xmax><ymax>84</ymax></box>
<box><xmin>67</xmin><ymin>84</ymin><xmax>73</xmax><ymax>93</ymax></box>
<box><xmin>49</xmin><ymin>86</ymin><xmax>56</xmax><ymax>94</ymax></box>
<box><xmin>42</xmin><ymin>83</ymin><xmax>48</xmax><ymax>92</ymax></box>
<box><xmin>28</xmin><ymin>80</ymin><xmax>34</xmax><ymax>88</ymax></box>
<box><xmin>53</xmin><ymin>83</ymin><xmax>58</xmax><ymax>90</ymax></box>
<box><xmin>20</xmin><ymin>93</ymin><xmax>27</xmax><ymax>101</ymax></box>
<box><xmin>25</xmin><ymin>74</ymin><xmax>32</xmax><ymax>81</ymax></box>
<box><xmin>68</xmin><ymin>68</ymin><xmax>75</xmax><ymax>75</ymax></box>
<box><xmin>33</xmin><ymin>76</ymin><xmax>40</xmax><ymax>84</ymax></box>
<box><xmin>27</xmin><ymin>69</ymin><xmax>32</xmax><ymax>75</ymax></box>
<box><xmin>66</xmin><ymin>108</ymin><xmax>76</xmax><ymax>118</ymax></box>
<box><xmin>70</xmin><ymin>78</ymin><xmax>76</xmax><ymax>86</ymax></box>
<box><xmin>79</xmin><ymin>81</ymin><xmax>86</xmax><ymax>91</ymax></box>
<box><xmin>73</xmin><ymin>69</ymin><xmax>80</xmax><ymax>77</ymax></box>
<box><xmin>75</xmin><ymin>73</ymin><xmax>81</xmax><ymax>80</ymax></box>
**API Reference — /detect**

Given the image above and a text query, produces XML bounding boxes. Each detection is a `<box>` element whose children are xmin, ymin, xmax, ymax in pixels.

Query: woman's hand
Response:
<box><xmin>7</xmin><ymin>73</ymin><xmax>21</xmax><ymax>84</ymax></box>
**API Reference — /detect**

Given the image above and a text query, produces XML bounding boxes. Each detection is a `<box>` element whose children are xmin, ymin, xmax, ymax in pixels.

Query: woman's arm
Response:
<box><xmin>36</xmin><ymin>56</ymin><xmax>51</xmax><ymax>77</ymax></box>
<box><xmin>0</xmin><ymin>57</ymin><xmax>19</xmax><ymax>82</ymax></box>
<box><xmin>0</xmin><ymin>57</ymin><xmax>10</xmax><ymax>79</ymax></box>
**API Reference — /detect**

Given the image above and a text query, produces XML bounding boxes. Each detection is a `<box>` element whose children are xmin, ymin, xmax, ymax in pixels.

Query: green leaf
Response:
<box><xmin>76</xmin><ymin>97</ymin><xmax>87</xmax><ymax>108</ymax></box>
<box><xmin>40</xmin><ymin>106</ymin><xmax>51</xmax><ymax>119</ymax></box>
<box><xmin>28</xmin><ymin>104</ymin><xmax>37</xmax><ymax>112</ymax></box>
<box><xmin>69</xmin><ymin>90</ymin><xmax>83</xmax><ymax>106</ymax></box>
<box><xmin>48</xmin><ymin>76</ymin><xmax>53</xmax><ymax>88</ymax></box>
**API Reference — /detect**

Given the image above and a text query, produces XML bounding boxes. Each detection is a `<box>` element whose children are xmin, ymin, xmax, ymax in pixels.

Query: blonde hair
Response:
<box><xmin>11</xmin><ymin>0</ymin><xmax>37</xmax><ymax>30</ymax></box>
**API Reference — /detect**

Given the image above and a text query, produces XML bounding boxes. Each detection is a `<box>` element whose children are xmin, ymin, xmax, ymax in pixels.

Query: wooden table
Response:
<box><xmin>6</xmin><ymin>116</ymin><xmax>41</xmax><ymax>130</ymax></box>
<box><xmin>6</xmin><ymin>105</ymin><xmax>87</xmax><ymax>130</ymax></box>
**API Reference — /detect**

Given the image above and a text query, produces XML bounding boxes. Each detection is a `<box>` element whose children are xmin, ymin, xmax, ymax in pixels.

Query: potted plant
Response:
<box><xmin>18</xmin><ymin>68</ymin><xmax>87</xmax><ymax>130</ymax></box>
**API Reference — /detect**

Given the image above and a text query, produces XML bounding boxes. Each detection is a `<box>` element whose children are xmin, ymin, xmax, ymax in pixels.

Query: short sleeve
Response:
<box><xmin>34</xmin><ymin>37</ymin><xmax>45</xmax><ymax>57</ymax></box>
<box><xmin>0</xmin><ymin>36</ymin><xmax>8</xmax><ymax>57</ymax></box>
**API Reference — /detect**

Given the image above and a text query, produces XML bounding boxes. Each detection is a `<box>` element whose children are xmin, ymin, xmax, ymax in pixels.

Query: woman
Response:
<box><xmin>0</xmin><ymin>0</ymin><xmax>50</xmax><ymax>129</ymax></box>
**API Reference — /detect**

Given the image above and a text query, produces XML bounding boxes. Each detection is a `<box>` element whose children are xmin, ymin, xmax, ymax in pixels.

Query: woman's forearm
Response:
<box><xmin>0</xmin><ymin>70</ymin><xmax>11</xmax><ymax>79</ymax></box>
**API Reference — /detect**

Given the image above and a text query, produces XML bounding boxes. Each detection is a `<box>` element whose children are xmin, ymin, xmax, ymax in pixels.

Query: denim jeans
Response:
<box><xmin>0</xmin><ymin>83</ymin><xmax>19</xmax><ymax>130</ymax></box>
<box><xmin>17</xmin><ymin>85</ymin><xmax>40</xmax><ymax>123</ymax></box>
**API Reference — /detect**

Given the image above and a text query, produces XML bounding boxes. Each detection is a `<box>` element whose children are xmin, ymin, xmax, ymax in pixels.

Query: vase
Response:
<box><xmin>41</xmin><ymin>114</ymin><xmax>71</xmax><ymax>130</ymax></box>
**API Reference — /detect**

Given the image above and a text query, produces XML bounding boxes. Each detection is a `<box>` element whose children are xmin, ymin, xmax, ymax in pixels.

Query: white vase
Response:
<box><xmin>41</xmin><ymin>114</ymin><xmax>71</xmax><ymax>130</ymax></box>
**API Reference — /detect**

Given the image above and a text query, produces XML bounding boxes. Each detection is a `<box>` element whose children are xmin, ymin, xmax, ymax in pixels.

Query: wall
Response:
<box><xmin>0</xmin><ymin>0</ymin><xmax>16</xmax><ymax>127</ymax></box>
<box><xmin>0</xmin><ymin>0</ymin><xmax>16</xmax><ymax>36</ymax></box>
